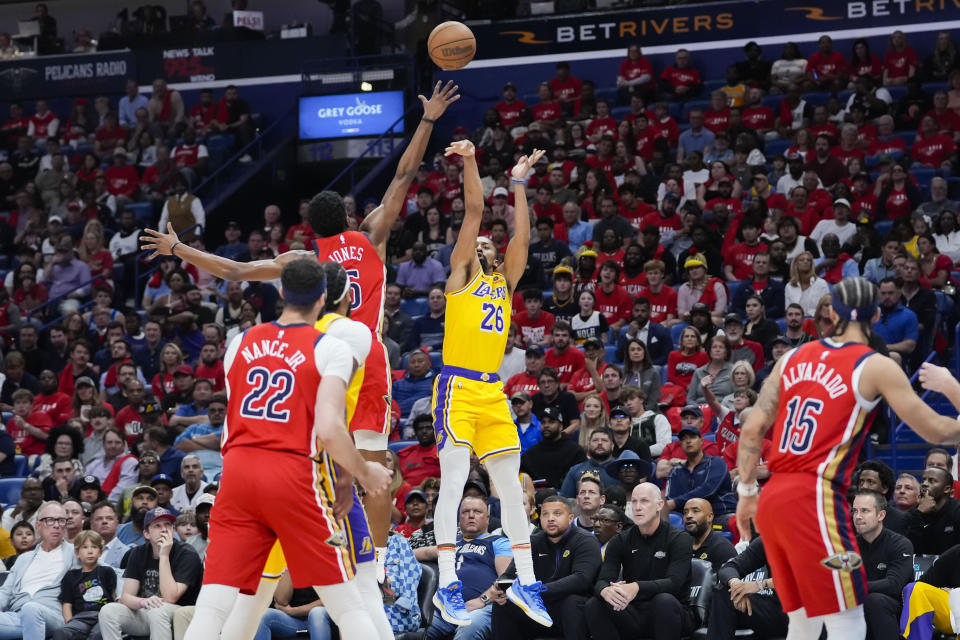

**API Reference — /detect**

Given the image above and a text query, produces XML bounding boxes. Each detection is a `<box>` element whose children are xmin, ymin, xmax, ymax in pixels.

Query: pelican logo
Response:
<box><xmin>0</xmin><ymin>66</ymin><xmax>38</xmax><ymax>92</ymax></box>
<box><xmin>785</xmin><ymin>6</ymin><xmax>841</xmax><ymax>20</ymax></box>
<box><xmin>821</xmin><ymin>551</ymin><xmax>863</xmax><ymax>572</ymax></box>
<box><xmin>654</xmin><ymin>550</ymin><xmax>666</xmax><ymax>559</ymax></box>
<box><xmin>326</xmin><ymin>532</ymin><xmax>347</xmax><ymax>548</ymax></box>
<box><xmin>500</xmin><ymin>30</ymin><xmax>551</xmax><ymax>45</ymax></box>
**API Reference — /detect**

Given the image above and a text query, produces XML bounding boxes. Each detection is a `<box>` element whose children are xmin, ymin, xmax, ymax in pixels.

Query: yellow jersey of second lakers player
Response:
<box><xmin>442</xmin><ymin>269</ymin><xmax>511</xmax><ymax>373</ymax></box>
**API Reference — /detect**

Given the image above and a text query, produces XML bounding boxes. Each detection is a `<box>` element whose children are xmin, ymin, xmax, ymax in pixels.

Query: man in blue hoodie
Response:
<box><xmin>0</xmin><ymin>501</ymin><xmax>78</xmax><ymax>640</ymax></box>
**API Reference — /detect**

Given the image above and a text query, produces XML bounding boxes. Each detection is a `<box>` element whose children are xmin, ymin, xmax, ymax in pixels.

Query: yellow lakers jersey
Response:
<box><xmin>443</xmin><ymin>270</ymin><xmax>511</xmax><ymax>373</ymax></box>
<box><xmin>316</xmin><ymin>312</ymin><xmax>363</xmax><ymax>423</ymax></box>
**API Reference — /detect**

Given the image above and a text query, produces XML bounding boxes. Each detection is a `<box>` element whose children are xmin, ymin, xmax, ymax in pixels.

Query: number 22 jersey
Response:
<box><xmin>769</xmin><ymin>339</ymin><xmax>880</xmax><ymax>487</ymax></box>
<box><xmin>222</xmin><ymin>322</ymin><xmax>353</xmax><ymax>458</ymax></box>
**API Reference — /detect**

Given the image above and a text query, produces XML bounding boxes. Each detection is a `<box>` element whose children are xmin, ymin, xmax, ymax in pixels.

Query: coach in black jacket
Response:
<box><xmin>584</xmin><ymin>482</ymin><xmax>695</xmax><ymax>640</ymax></box>
<box><xmin>492</xmin><ymin>495</ymin><xmax>600</xmax><ymax>640</ymax></box>
<box><xmin>709</xmin><ymin>536</ymin><xmax>788</xmax><ymax>640</ymax></box>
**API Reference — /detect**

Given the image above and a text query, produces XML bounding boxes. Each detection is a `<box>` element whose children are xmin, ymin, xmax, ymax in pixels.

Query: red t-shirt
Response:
<box><xmin>642</xmin><ymin>211</ymin><xmax>683</xmax><ymax>237</ymax></box>
<box><xmin>152</xmin><ymin>372</ymin><xmax>176</xmax><ymax>399</ymax></box>
<box><xmin>95</xmin><ymin>125</ymin><xmax>127</xmax><ymax>149</ymax></box>
<box><xmin>809</xmin><ymin>122</ymin><xmax>839</xmax><ymax>143</ymax></box>
<box><xmin>104</xmin><ymin>165</ymin><xmax>140</xmax><ymax>197</ymax></box>
<box><xmin>633</xmin><ymin>125</ymin><xmax>661</xmax><ymax>161</ymax></box>
<box><xmin>549</xmin><ymin>76</ymin><xmax>582</xmax><ymax>102</ymax></box>
<box><xmin>852</xmin><ymin>192</ymin><xmax>878</xmax><ymax>217</ymax></box>
<box><xmin>641</xmin><ymin>286</ymin><xmax>678</xmax><ymax>324</ymax></box>
<box><xmin>513</xmin><ymin>310</ymin><xmax>556</xmax><ymax>349</ymax></box>
<box><xmin>856</xmin><ymin>124</ymin><xmax>878</xmax><ymax>145</ymax></box>
<box><xmin>912</xmin><ymin>133</ymin><xmax>957</xmax><ymax>167</ymax></box>
<box><xmin>849</xmin><ymin>55</ymin><xmax>882</xmax><ymax>79</ymax></box>
<box><xmin>742</xmin><ymin>106</ymin><xmax>775</xmax><ymax>131</ymax></box>
<box><xmin>884</xmin><ymin>47</ymin><xmax>918</xmax><ymax>79</ymax></box>
<box><xmin>655</xmin><ymin>116</ymin><xmax>680</xmax><ymax>146</ymax></box>
<box><xmin>806</xmin><ymin>51</ymin><xmax>847</xmax><ymax>78</ymax></box>
<box><xmin>586</xmin><ymin>117</ymin><xmax>618</xmax><ymax>140</ymax></box>
<box><xmin>286</xmin><ymin>223</ymin><xmax>316</xmax><ymax>245</ymax></box>
<box><xmin>115</xmin><ymin>405</ymin><xmax>146</xmax><ymax>446</ymax></box>
<box><xmin>667</xmin><ymin>351</ymin><xmax>709</xmax><ymax>390</ymax></box>
<box><xmin>396</xmin><ymin>444</ymin><xmax>441</xmax><ymax>487</ymax></box>
<box><xmin>926</xmin><ymin>108</ymin><xmax>960</xmax><ymax>134</ymax></box>
<box><xmin>722</xmin><ymin>437</ymin><xmax>772</xmax><ymax>471</ymax></box>
<box><xmin>704</xmin><ymin>197</ymin><xmax>743</xmax><ymax>218</ymax></box>
<box><xmin>659</xmin><ymin>438</ymin><xmax>721</xmax><ymax>462</ymax></box>
<box><xmin>619</xmin><ymin>271</ymin><xmax>648</xmax><ymax>298</ymax></box>
<box><xmin>619</xmin><ymin>58</ymin><xmax>654</xmax><ymax>87</ymax></box>
<box><xmin>660</xmin><ymin>66</ymin><xmax>701</xmax><ymax>89</ymax></box>
<box><xmin>724</xmin><ymin>242</ymin><xmax>768</xmax><ymax>280</ymax></box>
<box><xmin>883</xmin><ymin>186</ymin><xmax>914</xmax><ymax>219</ymax></box>
<box><xmin>620</xmin><ymin>201</ymin><xmax>656</xmax><ymax>231</ymax></box>
<box><xmin>533</xmin><ymin>201</ymin><xmax>564</xmax><ymax>225</ymax></box>
<box><xmin>545</xmin><ymin>347</ymin><xmax>587</xmax><ymax>385</ymax></box>
<box><xmin>494</xmin><ymin>100</ymin><xmax>527</xmax><ymax>128</ymax></box>
<box><xmin>34</xmin><ymin>392</ymin><xmax>73</xmax><ymax>427</ymax></box>
<box><xmin>7</xmin><ymin>411</ymin><xmax>55</xmax><ymax>456</ymax></box>
<box><xmin>568</xmin><ymin>362</ymin><xmax>607</xmax><ymax>397</ymax></box>
<box><xmin>194</xmin><ymin>361</ymin><xmax>226</xmax><ymax>392</ymax></box>
<box><xmin>533</xmin><ymin>101</ymin><xmax>563</xmax><ymax>123</ymax></box>
<box><xmin>830</xmin><ymin>146</ymin><xmax>865</xmax><ymax>166</ymax></box>
<box><xmin>190</xmin><ymin>103</ymin><xmax>219</xmax><ymax>128</ymax></box>
<box><xmin>867</xmin><ymin>137</ymin><xmax>907</xmax><ymax>157</ymax></box>
<box><xmin>594</xmin><ymin>285</ymin><xmax>633</xmax><ymax>324</ymax></box>
<box><xmin>703</xmin><ymin>108</ymin><xmax>730</xmax><ymax>134</ymax></box>
<box><xmin>504</xmin><ymin>372</ymin><xmax>540</xmax><ymax>397</ymax></box>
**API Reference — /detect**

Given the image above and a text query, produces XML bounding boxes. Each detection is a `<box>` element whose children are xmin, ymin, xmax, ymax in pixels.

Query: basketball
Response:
<box><xmin>428</xmin><ymin>21</ymin><xmax>476</xmax><ymax>70</ymax></box>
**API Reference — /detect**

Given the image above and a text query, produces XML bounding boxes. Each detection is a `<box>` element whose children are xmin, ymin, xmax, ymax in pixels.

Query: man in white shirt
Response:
<box><xmin>810</xmin><ymin>198</ymin><xmax>857</xmax><ymax>251</ymax></box>
<box><xmin>170</xmin><ymin>455</ymin><xmax>206</xmax><ymax>512</ymax></box>
<box><xmin>0</xmin><ymin>501</ymin><xmax>77</xmax><ymax>640</ymax></box>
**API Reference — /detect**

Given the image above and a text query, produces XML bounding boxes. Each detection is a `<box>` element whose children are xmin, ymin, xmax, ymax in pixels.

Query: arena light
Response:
<box><xmin>360</xmin><ymin>81</ymin><xmax>373</xmax><ymax>92</ymax></box>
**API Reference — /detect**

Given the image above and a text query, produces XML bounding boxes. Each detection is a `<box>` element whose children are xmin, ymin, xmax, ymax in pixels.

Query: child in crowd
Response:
<box><xmin>7</xmin><ymin>389</ymin><xmax>55</xmax><ymax>464</ymax></box>
<box><xmin>55</xmin><ymin>530</ymin><xmax>117</xmax><ymax>640</ymax></box>
<box><xmin>175</xmin><ymin>512</ymin><xmax>198</xmax><ymax>540</ymax></box>
<box><xmin>2</xmin><ymin>521</ymin><xmax>36</xmax><ymax>569</ymax></box>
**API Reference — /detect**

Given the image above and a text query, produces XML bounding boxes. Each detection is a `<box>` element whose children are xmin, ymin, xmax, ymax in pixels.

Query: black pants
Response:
<box><xmin>491</xmin><ymin>594</ymin><xmax>588</xmax><ymax>640</ymax></box>
<box><xmin>584</xmin><ymin>592</ymin><xmax>695</xmax><ymax>640</ymax></box>
<box><xmin>864</xmin><ymin>592</ymin><xmax>901</xmax><ymax>640</ymax></box>
<box><xmin>706</xmin><ymin>591</ymin><xmax>788</xmax><ymax>640</ymax></box>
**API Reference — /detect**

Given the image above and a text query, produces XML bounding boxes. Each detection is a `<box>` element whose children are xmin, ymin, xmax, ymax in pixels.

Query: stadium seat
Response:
<box><xmin>681</xmin><ymin>100</ymin><xmax>710</xmax><ymax>122</ymax></box>
<box><xmin>912</xmin><ymin>167</ymin><xmax>936</xmax><ymax>189</ymax></box>
<box><xmin>874</xmin><ymin>220</ymin><xmax>893</xmax><ymax>235</ymax></box>
<box><xmin>428</xmin><ymin>351</ymin><xmax>443</xmax><ymax>370</ymax></box>
<box><xmin>725</xmin><ymin>281</ymin><xmax>747</xmax><ymax>311</ymax></box>
<box><xmin>12</xmin><ymin>455</ymin><xmax>28</xmax><ymax>478</ymax></box>
<box><xmin>689</xmin><ymin>558</ymin><xmax>716</xmax><ymax>630</ymax></box>
<box><xmin>802</xmin><ymin>91</ymin><xmax>832</xmax><ymax>105</ymax></box>
<box><xmin>0</xmin><ymin>478</ymin><xmax>25</xmax><ymax>505</ymax></box>
<box><xmin>604</xmin><ymin>344</ymin><xmax>620</xmax><ymax>364</ymax></box>
<box><xmin>388</xmin><ymin>440</ymin><xmax>416</xmax><ymax>454</ymax></box>
<box><xmin>897</xmin><ymin>130</ymin><xmax>917</xmax><ymax>149</ymax></box>
<box><xmin>886</xmin><ymin>85</ymin><xmax>908</xmax><ymax>102</ymax></box>
<box><xmin>670</xmin><ymin>322</ymin><xmax>690</xmax><ymax>347</ymax></box>
<box><xmin>764</xmin><ymin>139</ymin><xmax>792</xmax><ymax>158</ymax></box>
<box><xmin>395</xmin><ymin>563</ymin><xmax>439</xmax><ymax>640</ymax></box>
<box><xmin>611</xmin><ymin>106</ymin><xmax>631</xmax><ymax>121</ymax></box>
<box><xmin>127</xmin><ymin>202</ymin><xmax>154</xmax><ymax>227</ymax></box>
<box><xmin>912</xmin><ymin>554</ymin><xmax>938</xmax><ymax>581</ymax></box>
<box><xmin>401</xmin><ymin>297</ymin><xmax>430</xmax><ymax>317</ymax></box>
<box><xmin>595</xmin><ymin>87</ymin><xmax>618</xmax><ymax>102</ymax></box>
<box><xmin>776</xmin><ymin>318</ymin><xmax>787</xmax><ymax>333</ymax></box>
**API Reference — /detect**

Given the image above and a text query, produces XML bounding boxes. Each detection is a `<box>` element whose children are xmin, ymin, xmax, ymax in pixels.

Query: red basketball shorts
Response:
<box><xmin>203</xmin><ymin>447</ymin><xmax>355</xmax><ymax>593</ymax></box>
<box><xmin>755</xmin><ymin>473</ymin><xmax>867</xmax><ymax>617</ymax></box>
<box><xmin>351</xmin><ymin>339</ymin><xmax>390</xmax><ymax>436</ymax></box>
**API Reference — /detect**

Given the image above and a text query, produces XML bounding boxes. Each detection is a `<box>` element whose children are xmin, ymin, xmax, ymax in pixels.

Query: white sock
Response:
<box><xmin>786</xmin><ymin>607</ymin><xmax>825</xmax><ymax>640</ymax></box>
<box><xmin>820</xmin><ymin>605</ymin><xmax>866</xmax><ymax>640</ymax></box>
<box><xmin>485</xmin><ymin>453</ymin><xmax>535</xmax><ymax>584</ymax></box>
<box><xmin>435</xmin><ymin>445</ymin><xmax>471</xmax><ymax>587</ymax></box>
<box><xmin>357</xmin><ymin>561</ymin><xmax>395</xmax><ymax>640</ymax></box>
<box><xmin>315</xmin><ymin>579</ymin><xmax>378</xmax><ymax>638</ymax></box>
<box><xmin>183</xmin><ymin>584</ymin><xmax>239</xmax><ymax>640</ymax></box>
<box><xmin>220</xmin><ymin>580</ymin><xmax>277</xmax><ymax>640</ymax></box>
<box><xmin>375</xmin><ymin>546</ymin><xmax>388</xmax><ymax>583</ymax></box>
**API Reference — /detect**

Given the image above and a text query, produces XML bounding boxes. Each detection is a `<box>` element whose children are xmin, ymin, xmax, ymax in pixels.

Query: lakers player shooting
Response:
<box><xmin>429</xmin><ymin>139</ymin><xmax>553</xmax><ymax>628</ymax></box>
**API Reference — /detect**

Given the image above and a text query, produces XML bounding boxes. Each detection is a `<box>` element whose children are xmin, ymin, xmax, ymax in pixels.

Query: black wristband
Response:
<box><xmin>170</xmin><ymin>241</ymin><xmax>181</xmax><ymax>257</ymax></box>
<box><xmin>422</xmin><ymin>117</ymin><xmax>436</xmax><ymax>124</ymax></box>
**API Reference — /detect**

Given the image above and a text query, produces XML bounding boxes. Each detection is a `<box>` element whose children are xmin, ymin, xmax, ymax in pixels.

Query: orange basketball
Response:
<box><xmin>428</xmin><ymin>21</ymin><xmax>476</xmax><ymax>71</ymax></box>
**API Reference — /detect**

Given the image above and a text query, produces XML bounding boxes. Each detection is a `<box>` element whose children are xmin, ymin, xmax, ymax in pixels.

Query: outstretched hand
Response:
<box><xmin>918</xmin><ymin>362</ymin><xmax>960</xmax><ymax>397</ymax></box>
<box><xmin>511</xmin><ymin>149</ymin><xmax>546</xmax><ymax>181</ymax></box>
<box><xmin>445</xmin><ymin>139</ymin><xmax>475</xmax><ymax>158</ymax></box>
<box><xmin>419</xmin><ymin>80</ymin><xmax>461</xmax><ymax>121</ymax></box>
<box><xmin>140</xmin><ymin>223</ymin><xmax>180</xmax><ymax>260</ymax></box>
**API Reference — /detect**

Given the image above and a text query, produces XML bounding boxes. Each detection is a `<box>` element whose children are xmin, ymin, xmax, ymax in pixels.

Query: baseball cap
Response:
<box><xmin>663</xmin><ymin>192</ymin><xmax>681</xmax><ymax>202</ymax></box>
<box><xmin>493</xmin><ymin>186</ymin><xmax>509</xmax><ymax>198</ymax></box>
<box><xmin>143</xmin><ymin>507</ymin><xmax>177</xmax><ymax>529</ymax></box>
<box><xmin>195</xmin><ymin>493</ymin><xmax>216</xmax><ymax>509</ymax></box>
<box><xmin>225</xmin><ymin>220</ymin><xmax>241</xmax><ymax>229</ymax></box>
<box><xmin>583</xmin><ymin>337</ymin><xmax>604</xmax><ymax>350</ymax></box>
<box><xmin>876</xmin><ymin>153</ymin><xmax>894</xmax><ymax>165</ymax></box>
<box><xmin>503</xmin><ymin>81</ymin><xmax>517</xmax><ymax>90</ymax></box>
<box><xmin>853</xmin><ymin>172</ymin><xmax>872</xmax><ymax>183</ymax></box>
<box><xmin>405</xmin><ymin>489</ymin><xmax>428</xmax><ymax>504</ymax></box>
<box><xmin>770</xmin><ymin>335</ymin><xmax>792</xmax><ymax>348</ymax></box>
<box><xmin>684</xmin><ymin>254</ymin><xmax>707</xmax><ymax>270</ymax></box>
<box><xmin>464</xmin><ymin>478</ymin><xmax>489</xmax><ymax>497</ymax></box>
<box><xmin>609</xmin><ymin>406</ymin><xmax>630</xmax><ymax>419</ymax></box>
<box><xmin>132</xmin><ymin>485</ymin><xmax>158</xmax><ymax>498</ymax></box>
<box><xmin>690</xmin><ymin>302</ymin><xmax>710</xmax><ymax>315</ymax></box>
<box><xmin>678</xmin><ymin>425</ymin><xmax>702</xmax><ymax>438</ymax></box>
<box><xmin>510</xmin><ymin>391</ymin><xmax>531</xmax><ymax>403</ymax></box>
<box><xmin>833</xmin><ymin>198</ymin><xmax>852</xmax><ymax>209</ymax></box>
<box><xmin>527</xmin><ymin>122</ymin><xmax>543</xmax><ymax>132</ymax></box>
<box><xmin>75</xmin><ymin>376</ymin><xmax>96</xmax><ymax>388</ymax></box>
<box><xmin>113</xmin><ymin>146</ymin><xmax>127</xmax><ymax>156</ymax></box>
<box><xmin>174</xmin><ymin>365</ymin><xmax>194</xmax><ymax>377</ymax></box>
<box><xmin>786</xmin><ymin>152</ymin><xmax>803</xmax><ymax>162</ymax></box>
<box><xmin>723</xmin><ymin>313</ymin><xmax>744</xmax><ymax>326</ymax></box>
<box><xmin>680</xmin><ymin>405</ymin><xmax>704</xmax><ymax>418</ymax></box>
<box><xmin>78</xmin><ymin>475</ymin><xmax>100</xmax><ymax>490</ymax></box>
<box><xmin>48</xmin><ymin>215</ymin><xmax>63</xmax><ymax>224</ymax></box>
<box><xmin>525</xmin><ymin>345</ymin><xmax>545</xmax><ymax>357</ymax></box>
<box><xmin>150</xmin><ymin>473</ymin><xmax>174</xmax><ymax>488</ymax></box>
<box><xmin>552</xmin><ymin>264</ymin><xmax>574</xmax><ymax>278</ymax></box>
<box><xmin>541</xmin><ymin>406</ymin><xmax>564</xmax><ymax>423</ymax></box>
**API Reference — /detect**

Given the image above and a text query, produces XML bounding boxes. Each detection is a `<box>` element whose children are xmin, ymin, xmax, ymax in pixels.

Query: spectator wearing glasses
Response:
<box><xmin>0</xmin><ymin>501</ymin><xmax>78</xmax><ymax>640</ymax></box>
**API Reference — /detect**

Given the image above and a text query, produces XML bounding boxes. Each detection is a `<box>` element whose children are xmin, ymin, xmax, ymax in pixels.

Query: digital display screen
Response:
<box><xmin>298</xmin><ymin>91</ymin><xmax>405</xmax><ymax>140</ymax></box>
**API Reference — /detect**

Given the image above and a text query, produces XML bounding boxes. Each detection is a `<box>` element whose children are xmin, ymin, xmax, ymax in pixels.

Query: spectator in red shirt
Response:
<box><xmin>586</xmin><ymin>100</ymin><xmax>617</xmax><ymax>143</ymax></box>
<box><xmin>532</xmin><ymin>82</ymin><xmax>563</xmax><ymax>133</ymax></box>
<box><xmin>396</xmin><ymin>415</ymin><xmax>441</xmax><ymax>488</ymax></box>
<box><xmin>667</xmin><ymin>326</ymin><xmax>709</xmax><ymax>392</ymax></box>
<box><xmin>640</xmin><ymin>259</ymin><xmax>679</xmax><ymax>327</ymax></box>
<box><xmin>659</xmin><ymin>48</ymin><xmax>702</xmax><ymax>101</ymax></box>
<box><xmin>806</xmin><ymin>35</ymin><xmax>847</xmax><ymax>92</ymax></box>
<box><xmin>494</xmin><ymin>81</ymin><xmax>527</xmax><ymax>131</ymax></box>
<box><xmin>104</xmin><ymin>146</ymin><xmax>139</xmax><ymax>207</ymax></box>
<box><xmin>193</xmin><ymin>341</ymin><xmax>225</xmax><ymax>391</ymax></box>
<box><xmin>848</xmin><ymin>38</ymin><xmax>883</xmax><ymax>87</ymax></box>
<box><xmin>867</xmin><ymin>115</ymin><xmax>907</xmax><ymax>162</ymax></box>
<box><xmin>875</xmin><ymin>162</ymin><xmax>922</xmax><ymax>220</ymax></box>
<box><xmin>883</xmin><ymin>30</ymin><xmax>918</xmax><ymax>86</ymax></box>
<box><xmin>617</xmin><ymin>44</ymin><xmax>656</xmax><ymax>103</ymax></box>
<box><xmin>544</xmin><ymin>321</ymin><xmax>585</xmax><ymax>386</ymax></box>
<box><xmin>170</xmin><ymin>127</ymin><xmax>209</xmax><ymax>188</ymax></box>
<box><xmin>741</xmin><ymin>87</ymin><xmax>775</xmax><ymax>137</ymax></box>
<box><xmin>504</xmin><ymin>345</ymin><xmax>546</xmax><ymax>398</ymax></box>
<box><xmin>93</xmin><ymin>112</ymin><xmax>127</xmax><ymax>159</ymax></box>
<box><xmin>631</xmin><ymin>112</ymin><xmax>663</xmax><ymax>162</ymax></box>
<box><xmin>7</xmin><ymin>388</ymin><xmax>54</xmax><ymax>458</ymax></box>
<box><xmin>189</xmin><ymin>88</ymin><xmax>220</xmax><ymax>137</ymax></box>
<box><xmin>830</xmin><ymin>123</ymin><xmax>866</xmax><ymax>167</ymax></box>
<box><xmin>912</xmin><ymin>115</ymin><xmax>958</xmax><ymax>169</ymax></box>
<box><xmin>549</xmin><ymin>61</ymin><xmax>582</xmax><ymax>116</ymax></box>
<box><xmin>653</xmin><ymin>102</ymin><xmax>680</xmax><ymax>147</ymax></box>
<box><xmin>927</xmin><ymin>91</ymin><xmax>960</xmax><ymax>136</ymax></box>
<box><xmin>594</xmin><ymin>261</ymin><xmax>633</xmax><ymax>331</ymax></box>
<box><xmin>724</xmin><ymin>217</ymin><xmax>768</xmax><ymax>281</ymax></box>
<box><xmin>394</xmin><ymin>489</ymin><xmax>428</xmax><ymax>538</ymax></box>
<box><xmin>513</xmin><ymin>288</ymin><xmax>555</xmax><ymax>348</ymax></box>
<box><xmin>34</xmin><ymin>369</ymin><xmax>73</xmax><ymax>428</ymax></box>
<box><xmin>703</xmin><ymin>91</ymin><xmax>731</xmax><ymax>134</ymax></box>
<box><xmin>285</xmin><ymin>199</ymin><xmax>315</xmax><ymax>247</ymax></box>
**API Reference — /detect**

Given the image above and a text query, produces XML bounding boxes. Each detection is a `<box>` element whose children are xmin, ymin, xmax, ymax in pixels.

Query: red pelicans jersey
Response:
<box><xmin>222</xmin><ymin>322</ymin><xmax>353</xmax><ymax>458</ymax></box>
<box><xmin>313</xmin><ymin>231</ymin><xmax>386</xmax><ymax>337</ymax></box>
<box><xmin>768</xmin><ymin>340</ymin><xmax>879</xmax><ymax>483</ymax></box>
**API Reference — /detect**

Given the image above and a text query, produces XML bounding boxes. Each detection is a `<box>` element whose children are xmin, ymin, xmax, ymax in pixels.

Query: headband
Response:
<box><xmin>283</xmin><ymin>281</ymin><xmax>327</xmax><ymax>306</ymax></box>
<box><xmin>830</xmin><ymin>291</ymin><xmax>877</xmax><ymax>322</ymax></box>
<box><xmin>330</xmin><ymin>280</ymin><xmax>349</xmax><ymax>306</ymax></box>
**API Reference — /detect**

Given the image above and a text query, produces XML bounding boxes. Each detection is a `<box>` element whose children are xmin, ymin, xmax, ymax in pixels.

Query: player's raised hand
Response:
<box><xmin>444</xmin><ymin>139</ymin><xmax>475</xmax><ymax>158</ymax></box>
<box><xmin>420</xmin><ymin>80</ymin><xmax>461</xmax><ymax>121</ymax></box>
<box><xmin>140</xmin><ymin>223</ymin><xmax>180</xmax><ymax>260</ymax></box>
<box><xmin>511</xmin><ymin>149</ymin><xmax>546</xmax><ymax>181</ymax></box>
<box><xmin>357</xmin><ymin>460</ymin><xmax>392</xmax><ymax>497</ymax></box>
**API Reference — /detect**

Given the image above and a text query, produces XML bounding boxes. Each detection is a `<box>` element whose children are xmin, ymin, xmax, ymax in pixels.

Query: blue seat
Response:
<box><xmin>897</xmin><ymin>130</ymin><xmax>918</xmax><ymax>149</ymax></box>
<box><xmin>725</xmin><ymin>281</ymin><xmax>747</xmax><ymax>311</ymax></box>
<box><xmin>875</xmin><ymin>220</ymin><xmax>893</xmax><ymax>235</ymax></box>
<box><xmin>604</xmin><ymin>344</ymin><xmax>620</xmax><ymax>364</ymax></box>
<box><xmin>670</xmin><ymin>322</ymin><xmax>690</xmax><ymax>347</ymax></box>
<box><xmin>0</xmin><ymin>478</ymin><xmax>25</xmax><ymax>505</ymax></box>
<box><xmin>428</xmin><ymin>351</ymin><xmax>443</xmax><ymax>370</ymax></box>
<box><xmin>611</xmin><ymin>106</ymin><xmax>631</xmax><ymax>121</ymax></box>
<box><xmin>762</xmin><ymin>94</ymin><xmax>782</xmax><ymax>111</ymax></box>
<box><xmin>703</xmin><ymin>79</ymin><xmax>726</xmax><ymax>92</ymax></box>
<box><xmin>388</xmin><ymin>440</ymin><xmax>416</xmax><ymax>454</ymax></box>
<box><xmin>912</xmin><ymin>167</ymin><xmax>936</xmax><ymax>190</ymax></box>
<box><xmin>802</xmin><ymin>91</ymin><xmax>832</xmax><ymax>105</ymax></box>
<box><xmin>776</xmin><ymin>318</ymin><xmax>787</xmax><ymax>333</ymax></box>
<box><xmin>681</xmin><ymin>100</ymin><xmax>710</xmax><ymax>122</ymax></box>
<box><xmin>595</xmin><ymin>87</ymin><xmax>618</xmax><ymax>102</ymax></box>
<box><xmin>12</xmin><ymin>456</ymin><xmax>27</xmax><ymax>478</ymax></box>
<box><xmin>400</xmin><ymin>297</ymin><xmax>429</xmax><ymax>317</ymax></box>
<box><xmin>127</xmin><ymin>202</ymin><xmax>154</xmax><ymax>227</ymax></box>
<box><xmin>887</xmin><ymin>85</ymin><xmax>908</xmax><ymax>103</ymax></box>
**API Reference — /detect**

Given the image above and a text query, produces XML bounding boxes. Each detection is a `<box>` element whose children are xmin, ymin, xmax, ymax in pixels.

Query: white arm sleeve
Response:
<box><xmin>314</xmin><ymin>336</ymin><xmax>354</xmax><ymax>385</ymax></box>
<box><xmin>325</xmin><ymin>319</ymin><xmax>372</xmax><ymax>366</ymax></box>
<box><xmin>652</xmin><ymin>414</ymin><xmax>672</xmax><ymax>457</ymax></box>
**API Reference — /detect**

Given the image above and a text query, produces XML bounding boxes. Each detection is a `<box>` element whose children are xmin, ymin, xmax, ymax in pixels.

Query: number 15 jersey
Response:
<box><xmin>769</xmin><ymin>339</ymin><xmax>880</xmax><ymax>487</ymax></box>
<box><xmin>443</xmin><ymin>270</ymin><xmax>511</xmax><ymax>373</ymax></box>
<box><xmin>222</xmin><ymin>322</ymin><xmax>353</xmax><ymax>458</ymax></box>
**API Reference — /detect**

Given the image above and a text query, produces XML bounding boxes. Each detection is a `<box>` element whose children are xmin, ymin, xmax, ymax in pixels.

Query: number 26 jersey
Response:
<box><xmin>443</xmin><ymin>270</ymin><xmax>511</xmax><ymax>373</ymax></box>
<box><xmin>222</xmin><ymin>322</ymin><xmax>353</xmax><ymax>458</ymax></box>
<box><xmin>769</xmin><ymin>340</ymin><xmax>880</xmax><ymax>486</ymax></box>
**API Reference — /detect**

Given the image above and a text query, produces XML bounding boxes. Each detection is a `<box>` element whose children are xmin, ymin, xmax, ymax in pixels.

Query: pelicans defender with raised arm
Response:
<box><xmin>429</xmin><ymin>139</ymin><xmax>553</xmax><ymax>628</ymax></box>
<box><xmin>735</xmin><ymin>277</ymin><xmax>960</xmax><ymax>640</ymax></box>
